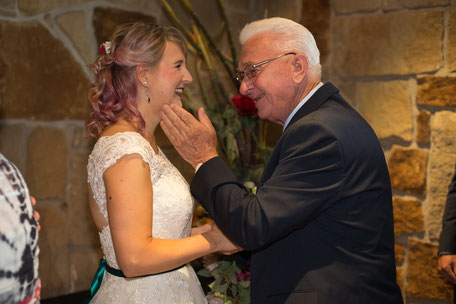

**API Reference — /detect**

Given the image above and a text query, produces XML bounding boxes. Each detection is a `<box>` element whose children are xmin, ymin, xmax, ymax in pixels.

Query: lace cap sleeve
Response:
<box><xmin>87</xmin><ymin>132</ymin><xmax>160</xmax><ymax>221</ymax></box>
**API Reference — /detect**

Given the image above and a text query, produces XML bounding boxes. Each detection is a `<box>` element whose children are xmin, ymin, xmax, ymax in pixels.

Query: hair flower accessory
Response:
<box><xmin>99</xmin><ymin>41</ymin><xmax>112</xmax><ymax>55</ymax></box>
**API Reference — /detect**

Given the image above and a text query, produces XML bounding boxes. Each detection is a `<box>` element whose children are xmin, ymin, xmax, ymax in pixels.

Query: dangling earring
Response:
<box><xmin>143</xmin><ymin>81</ymin><xmax>150</xmax><ymax>103</ymax></box>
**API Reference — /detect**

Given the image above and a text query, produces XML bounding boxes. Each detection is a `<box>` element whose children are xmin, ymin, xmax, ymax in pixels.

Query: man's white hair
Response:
<box><xmin>239</xmin><ymin>17</ymin><xmax>321</xmax><ymax>75</ymax></box>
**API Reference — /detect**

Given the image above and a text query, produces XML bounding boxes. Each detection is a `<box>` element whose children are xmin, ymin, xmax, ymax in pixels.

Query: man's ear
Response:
<box><xmin>136</xmin><ymin>65</ymin><xmax>149</xmax><ymax>85</ymax></box>
<box><xmin>292</xmin><ymin>54</ymin><xmax>308</xmax><ymax>84</ymax></box>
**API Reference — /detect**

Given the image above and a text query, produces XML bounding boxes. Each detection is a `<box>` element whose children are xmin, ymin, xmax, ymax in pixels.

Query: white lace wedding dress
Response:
<box><xmin>87</xmin><ymin>131</ymin><xmax>207</xmax><ymax>303</ymax></box>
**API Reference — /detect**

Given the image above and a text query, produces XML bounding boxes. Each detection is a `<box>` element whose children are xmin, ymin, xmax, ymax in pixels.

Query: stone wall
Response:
<box><xmin>1</xmin><ymin>0</ymin><xmax>455</xmax><ymax>302</ymax></box>
<box><xmin>331</xmin><ymin>0</ymin><xmax>456</xmax><ymax>302</ymax></box>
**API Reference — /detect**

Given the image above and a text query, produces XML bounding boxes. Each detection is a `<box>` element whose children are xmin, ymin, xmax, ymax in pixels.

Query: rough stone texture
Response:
<box><xmin>93</xmin><ymin>7</ymin><xmax>157</xmax><ymax>47</ymax></box>
<box><xmin>396</xmin><ymin>266</ymin><xmax>403</xmax><ymax>295</ymax></box>
<box><xmin>18</xmin><ymin>0</ymin><xmax>90</xmax><ymax>15</ymax></box>
<box><xmin>56</xmin><ymin>11</ymin><xmax>94</xmax><ymax>64</ymax></box>
<box><xmin>382</xmin><ymin>0</ymin><xmax>450</xmax><ymax>10</ymax></box>
<box><xmin>406</xmin><ymin>238</ymin><xmax>453</xmax><ymax>301</ymax></box>
<box><xmin>392</xmin><ymin>197</ymin><xmax>424</xmax><ymax>236</ymax></box>
<box><xmin>0</xmin><ymin>21</ymin><xmax>90</xmax><ymax>120</ymax></box>
<box><xmin>0</xmin><ymin>123</ymin><xmax>24</xmax><ymax>172</ymax></box>
<box><xmin>356</xmin><ymin>80</ymin><xmax>412</xmax><ymax>141</ymax></box>
<box><xmin>262</xmin><ymin>0</ymin><xmax>302</xmax><ymax>21</ymax></box>
<box><xmin>301</xmin><ymin>0</ymin><xmax>330</xmax><ymax>63</ymax></box>
<box><xmin>72</xmin><ymin>126</ymin><xmax>96</xmax><ymax>150</ymax></box>
<box><xmin>37</xmin><ymin>202</ymin><xmax>69</xmax><ymax>299</ymax></box>
<box><xmin>69</xmin><ymin>153</ymin><xmax>99</xmax><ymax>246</ymax></box>
<box><xmin>0</xmin><ymin>0</ymin><xmax>16</xmax><ymax>16</ymax></box>
<box><xmin>70</xmin><ymin>249</ymin><xmax>102</xmax><ymax>293</ymax></box>
<box><xmin>332</xmin><ymin>0</ymin><xmax>380</xmax><ymax>14</ymax></box>
<box><xmin>416</xmin><ymin>110</ymin><xmax>431</xmax><ymax>145</ymax></box>
<box><xmin>333</xmin><ymin>11</ymin><xmax>443</xmax><ymax>77</ymax></box>
<box><xmin>426</xmin><ymin>111</ymin><xmax>456</xmax><ymax>240</ymax></box>
<box><xmin>388</xmin><ymin>146</ymin><xmax>428</xmax><ymax>196</ymax></box>
<box><xmin>417</xmin><ymin>76</ymin><xmax>456</xmax><ymax>106</ymax></box>
<box><xmin>26</xmin><ymin>127</ymin><xmax>67</xmax><ymax>199</ymax></box>
<box><xmin>449</xmin><ymin>9</ymin><xmax>456</xmax><ymax>71</ymax></box>
<box><xmin>395</xmin><ymin>243</ymin><xmax>405</xmax><ymax>264</ymax></box>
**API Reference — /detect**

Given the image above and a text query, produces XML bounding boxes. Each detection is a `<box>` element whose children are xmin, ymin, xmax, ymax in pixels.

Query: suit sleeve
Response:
<box><xmin>439</xmin><ymin>163</ymin><xmax>456</xmax><ymax>254</ymax></box>
<box><xmin>191</xmin><ymin>120</ymin><xmax>345</xmax><ymax>251</ymax></box>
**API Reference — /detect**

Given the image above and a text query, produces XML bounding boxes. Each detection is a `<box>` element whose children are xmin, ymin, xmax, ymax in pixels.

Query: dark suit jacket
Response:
<box><xmin>439</xmin><ymin>163</ymin><xmax>456</xmax><ymax>254</ymax></box>
<box><xmin>191</xmin><ymin>83</ymin><xmax>403</xmax><ymax>304</ymax></box>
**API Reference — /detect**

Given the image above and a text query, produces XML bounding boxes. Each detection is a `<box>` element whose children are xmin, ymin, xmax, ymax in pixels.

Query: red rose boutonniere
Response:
<box><xmin>231</xmin><ymin>94</ymin><xmax>257</xmax><ymax>116</ymax></box>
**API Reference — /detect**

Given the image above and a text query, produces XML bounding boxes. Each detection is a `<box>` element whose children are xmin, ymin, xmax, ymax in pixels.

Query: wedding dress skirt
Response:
<box><xmin>87</xmin><ymin>132</ymin><xmax>207</xmax><ymax>303</ymax></box>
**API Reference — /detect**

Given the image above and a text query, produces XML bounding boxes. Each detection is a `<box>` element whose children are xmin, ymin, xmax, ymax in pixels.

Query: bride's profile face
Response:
<box><xmin>147</xmin><ymin>41</ymin><xmax>192</xmax><ymax>111</ymax></box>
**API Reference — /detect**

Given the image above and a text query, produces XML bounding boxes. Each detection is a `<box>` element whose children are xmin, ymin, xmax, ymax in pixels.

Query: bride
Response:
<box><xmin>85</xmin><ymin>22</ymin><xmax>239</xmax><ymax>303</ymax></box>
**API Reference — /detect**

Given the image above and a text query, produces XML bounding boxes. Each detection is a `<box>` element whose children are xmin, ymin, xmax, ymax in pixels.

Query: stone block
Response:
<box><xmin>92</xmin><ymin>7</ymin><xmax>157</xmax><ymax>47</ymax></box>
<box><xmin>396</xmin><ymin>266</ymin><xmax>403</xmax><ymax>294</ymax></box>
<box><xmin>333</xmin><ymin>0</ymin><xmax>380</xmax><ymax>14</ymax></box>
<box><xmin>388</xmin><ymin>146</ymin><xmax>428</xmax><ymax>196</ymax></box>
<box><xmin>356</xmin><ymin>80</ymin><xmax>412</xmax><ymax>141</ymax></box>
<box><xmin>416</xmin><ymin>110</ymin><xmax>431</xmax><ymax>145</ymax></box>
<box><xmin>382</xmin><ymin>0</ymin><xmax>450</xmax><ymax>11</ymax></box>
<box><xmin>0</xmin><ymin>123</ymin><xmax>24</xmax><ymax>172</ymax></box>
<box><xmin>262</xmin><ymin>0</ymin><xmax>302</xmax><ymax>21</ymax></box>
<box><xmin>406</xmin><ymin>238</ymin><xmax>453</xmax><ymax>301</ymax></box>
<box><xmin>26</xmin><ymin>127</ymin><xmax>67</xmax><ymax>199</ymax></box>
<box><xmin>0</xmin><ymin>0</ymin><xmax>16</xmax><ymax>16</ymax></box>
<box><xmin>56</xmin><ymin>11</ymin><xmax>94</xmax><ymax>64</ymax></box>
<box><xmin>426</xmin><ymin>111</ymin><xmax>456</xmax><ymax>239</ymax></box>
<box><xmin>301</xmin><ymin>0</ymin><xmax>330</xmax><ymax>63</ymax></box>
<box><xmin>18</xmin><ymin>0</ymin><xmax>90</xmax><ymax>16</ymax></box>
<box><xmin>395</xmin><ymin>243</ymin><xmax>405</xmax><ymax>264</ymax></box>
<box><xmin>36</xmin><ymin>202</ymin><xmax>69</xmax><ymax>299</ymax></box>
<box><xmin>333</xmin><ymin>11</ymin><xmax>442</xmax><ymax>77</ymax></box>
<box><xmin>72</xmin><ymin>126</ymin><xmax>96</xmax><ymax>150</ymax></box>
<box><xmin>0</xmin><ymin>20</ymin><xmax>90</xmax><ymax>120</ymax></box>
<box><xmin>70</xmin><ymin>249</ymin><xmax>102</xmax><ymax>293</ymax></box>
<box><xmin>392</xmin><ymin>197</ymin><xmax>424</xmax><ymax>236</ymax></box>
<box><xmin>69</xmin><ymin>153</ymin><xmax>100</xmax><ymax>247</ymax></box>
<box><xmin>417</xmin><ymin>76</ymin><xmax>456</xmax><ymax>106</ymax></box>
<box><xmin>449</xmin><ymin>9</ymin><xmax>456</xmax><ymax>71</ymax></box>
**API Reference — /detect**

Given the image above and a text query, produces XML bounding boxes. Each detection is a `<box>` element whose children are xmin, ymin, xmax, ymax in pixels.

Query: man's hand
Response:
<box><xmin>438</xmin><ymin>254</ymin><xmax>456</xmax><ymax>284</ymax></box>
<box><xmin>160</xmin><ymin>104</ymin><xmax>218</xmax><ymax>168</ymax></box>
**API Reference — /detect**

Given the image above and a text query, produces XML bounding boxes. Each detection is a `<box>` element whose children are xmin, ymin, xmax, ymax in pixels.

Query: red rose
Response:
<box><xmin>231</xmin><ymin>94</ymin><xmax>257</xmax><ymax>116</ymax></box>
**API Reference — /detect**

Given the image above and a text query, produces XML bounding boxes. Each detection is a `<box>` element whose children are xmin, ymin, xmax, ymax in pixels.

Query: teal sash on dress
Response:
<box><xmin>83</xmin><ymin>258</ymin><xmax>185</xmax><ymax>303</ymax></box>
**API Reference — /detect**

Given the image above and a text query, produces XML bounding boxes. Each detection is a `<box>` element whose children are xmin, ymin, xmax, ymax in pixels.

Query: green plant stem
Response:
<box><xmin>179</xmin><ymin>0</ymin><xmax>238</xmax><ymax>88</ymax></box>
<box><xmin>216</xmin><ymin>0</ymin><xmax>238</xmax><ymax>71</ymax></box>
<box><xmin>160</xmin><ymin>0</ymin><xmax>204</xmax><ymax>59</ymax></box>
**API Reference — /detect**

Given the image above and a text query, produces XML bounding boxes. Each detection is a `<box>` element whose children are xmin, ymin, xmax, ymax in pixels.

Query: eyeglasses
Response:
<box><xmin>235</xmin><ymin>52</ymin><xmax>296</xmax><ymax>82</ymax></box>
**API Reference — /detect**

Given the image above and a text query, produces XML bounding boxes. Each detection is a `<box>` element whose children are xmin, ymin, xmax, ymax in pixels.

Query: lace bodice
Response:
<box><xmin>87</xmin><ymin>132</ymin><xmax>206</xmax><ymax>303</ymax></box>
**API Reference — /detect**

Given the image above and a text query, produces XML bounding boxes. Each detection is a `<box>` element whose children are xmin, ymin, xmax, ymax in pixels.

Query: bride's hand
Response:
<box><xmin>208</xmin><ymin>223</ymin><xmax>242</xmax><ymax>255</ymax></box>
<box><xmin>190</xmin><ymin>223</ymin><xmax>213</xmax><ymax>236</ymax></box>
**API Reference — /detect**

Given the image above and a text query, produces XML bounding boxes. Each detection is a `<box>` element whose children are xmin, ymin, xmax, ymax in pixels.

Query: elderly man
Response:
<box><xmin>160</xmin><ymin>17</ymin><xmax>403</xmax><ymax>304</ymax></box>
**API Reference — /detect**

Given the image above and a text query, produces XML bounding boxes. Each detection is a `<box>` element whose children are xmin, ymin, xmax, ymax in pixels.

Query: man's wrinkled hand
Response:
<box><xmin>160</xmin><ymin>104</ymin><xmax>218</xmax><ymax>168</ymax></box>
<box><xmin>438</xmin><ymin>254</ymin><xmax>456</xmax><ymax>284</ymax></box>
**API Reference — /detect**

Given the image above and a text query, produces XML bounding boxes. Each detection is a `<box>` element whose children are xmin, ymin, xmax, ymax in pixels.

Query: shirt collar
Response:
<box><xmin>283</xmin><ymin>82</ymin><xmax>324</xmax><ymax>131</ymax></box>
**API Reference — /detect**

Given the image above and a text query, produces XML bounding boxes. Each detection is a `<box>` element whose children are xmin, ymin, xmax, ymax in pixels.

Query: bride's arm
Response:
<box><xmin>103</xmin><ymin>154</ymin><xmax>237</xmax><ymax>277</ymax></box>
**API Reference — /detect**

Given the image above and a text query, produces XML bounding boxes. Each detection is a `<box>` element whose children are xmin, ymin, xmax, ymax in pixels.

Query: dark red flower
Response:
<box><xmin>231</xmin><ymin>94</ymin><xmax>257</xmax><ymax>116</ymax></box>
<box><xmin>99</xmin><ymin>45</ymin><xmax>106</xmax><ymax>54</ymax></box>
<box><xmin>235</xmin><ymin>271</ymin><xmax>251</xmax><ymax>281</ymax></box>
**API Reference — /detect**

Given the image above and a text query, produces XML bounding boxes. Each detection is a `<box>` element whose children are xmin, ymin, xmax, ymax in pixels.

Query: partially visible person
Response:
<box><xmin>0</xmin><ymin>152</ymin><xmax>40</xmax><ymax>303</ymax></box>
<box><xmin>438</xmin><ymin>162</ymin><xmax>456</xmax><ymax>301</ymax></box>
<box><xmin>85</xmin><ymin>22</ymin><xmax>239</xmax><ymax>303</ymax></box>
<box><xmin>160</xmin><ymin>17</ymin><xmax>403</xmax><ymax>303</ymax></box>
